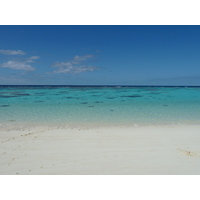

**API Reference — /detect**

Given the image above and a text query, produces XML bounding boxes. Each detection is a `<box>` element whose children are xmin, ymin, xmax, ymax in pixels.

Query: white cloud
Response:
<box><xmin>0</xmin><ymin>55</ymin><xmax>40</xmax><ymax>71</ymax></box>
<box><xmin>0</xmin><ymin>49</ymin><xmax>26</xmax><ymax>55</ymax></box>
<box><xmin>0</xmin><ymin>60</ymin><xmax>35</xmax><ymax>71</ymax></box>
<box><xmin>52</xmin><ymin>68</ymin><xmax>72</xmax><ymax>74</ymax></box>
<box><xmin>50</xmin><ymin>54</ymin><xmax>98</xmax><ymax>74</ymax></box>
<box><xmin>73</xmin><ymin>54</ymin><xmax>94</xmax><ymax>61</ymax></box>
<box><xmin>73</xmin><ymin>66</ymin><xmax>98</xmax><ymax>73</ymax></box>
<box><xmin>52</xmin><ymin>61</ymin><xmax>72</xmax><ymax>68</ymax></box>
<box><xmin>26</xmin><ymin>56</ymin><xmax>40</xmax><ymax>63</ymax></box>
<box><xmin>52</xmin><ymin>65</ymin><xmax>98</xmax><ymax>74</ymax></box>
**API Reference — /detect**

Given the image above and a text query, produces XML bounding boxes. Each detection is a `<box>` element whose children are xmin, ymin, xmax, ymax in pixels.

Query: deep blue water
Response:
<box><xmin>0</xmin><ymin>85</ymin><xmax>200</xmax><ymax>127</ymax></box>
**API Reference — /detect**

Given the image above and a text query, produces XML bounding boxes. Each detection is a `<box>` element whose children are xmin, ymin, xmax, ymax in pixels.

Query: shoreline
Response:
<box><xmin>0</xmin><ymin>124</ymin><xmax>200</xmax><ymax>175</ymax></box>
<box><xmin>1</xmin><ymin>120</ymin><xmax>200</xmax><ymax>130</ymax></box>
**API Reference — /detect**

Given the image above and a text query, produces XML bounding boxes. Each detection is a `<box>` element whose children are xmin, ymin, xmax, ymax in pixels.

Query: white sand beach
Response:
<box><xmin>0</xmin><ymin>125</ymin><xmax>200</xmax><ymax>175</ymax></box>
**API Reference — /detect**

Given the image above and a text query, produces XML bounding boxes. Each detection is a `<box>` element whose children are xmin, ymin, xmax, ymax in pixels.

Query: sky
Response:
<box><xmin>0</xmin><ymin>25</ymin><xmax>200</xmax><ymax>85</ymax></box>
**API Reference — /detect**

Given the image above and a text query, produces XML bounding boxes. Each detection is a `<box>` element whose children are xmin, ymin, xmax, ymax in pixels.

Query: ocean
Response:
<box><xmin>0</xmin><ymin>85</ymin><xmax>200</xmax><ymax>128</ymax></box>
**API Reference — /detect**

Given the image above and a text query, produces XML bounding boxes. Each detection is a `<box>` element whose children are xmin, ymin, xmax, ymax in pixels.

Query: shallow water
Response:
<box><xmin>0</xmin><ymin>86</ymin><xmax>200</xmax><ymax>127</ymax></box>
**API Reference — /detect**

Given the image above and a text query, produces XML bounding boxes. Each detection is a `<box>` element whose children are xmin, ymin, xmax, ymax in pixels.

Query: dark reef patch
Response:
<box><xmin>80</xmin><ymin>102</ymin><xmax>88</xmax><ymax>104</ymax></box>
<box><xmin>1</xmin><ymin>105</ymin><xmax>10</xmax><ymax>107</ymax></box>
<box><xmin>12</xmin><ymin>92</ymin><xmax>30</xmax><ymax>96</ymax></box>
<box><xmin>120</xmin><ymin>95</ymin><xmax>143</xmax><ymax>98</ymax></box>
<box><xmin>65</xmin><ymin>97</ymin><xmax>74</xmax><ymax>99</ymax></box>
<box><xmin>92</xmin><ymin>95</ymin><xmax>101</xmax><ymax>97</ymax></box>
<box><xmin>0</xmin><ymin>95</ymin><xmax>18</xmax><ymax>98</ymax></box>
<box><xmin>0</xmin><ymin>92</ymin><xmax>30</xmax><ymax>98</ymax></box>
<box><xmin>150</xmin><ymin>92</ymin><xmax>161</xmax><ymax>95</ymax></box>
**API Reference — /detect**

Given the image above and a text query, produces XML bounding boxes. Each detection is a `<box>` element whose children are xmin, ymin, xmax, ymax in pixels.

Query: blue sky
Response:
<box><xmin>0</xmin><ymin>25</ymin><xmax>200</xmax><ymax>85</ymax></box>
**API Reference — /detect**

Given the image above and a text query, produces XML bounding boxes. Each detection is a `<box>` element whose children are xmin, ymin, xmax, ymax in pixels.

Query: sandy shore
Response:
<box><xmin>0</xmin><ymin>124</ymin><xmax>200</xmax><ymax>175</ymax></box>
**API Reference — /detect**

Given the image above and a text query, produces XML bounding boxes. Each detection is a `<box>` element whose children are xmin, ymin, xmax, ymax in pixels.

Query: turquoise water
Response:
<box><xmin>0</xmin><ymin>86</ymin><xmax>200</xmax><ymax>127</ymax></box>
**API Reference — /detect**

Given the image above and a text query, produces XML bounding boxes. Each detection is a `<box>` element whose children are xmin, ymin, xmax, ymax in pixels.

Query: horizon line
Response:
<box><xmin>0</xmin><ymin>85</ymin><xmax>200</xmax><ymax>87</ymax></box>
